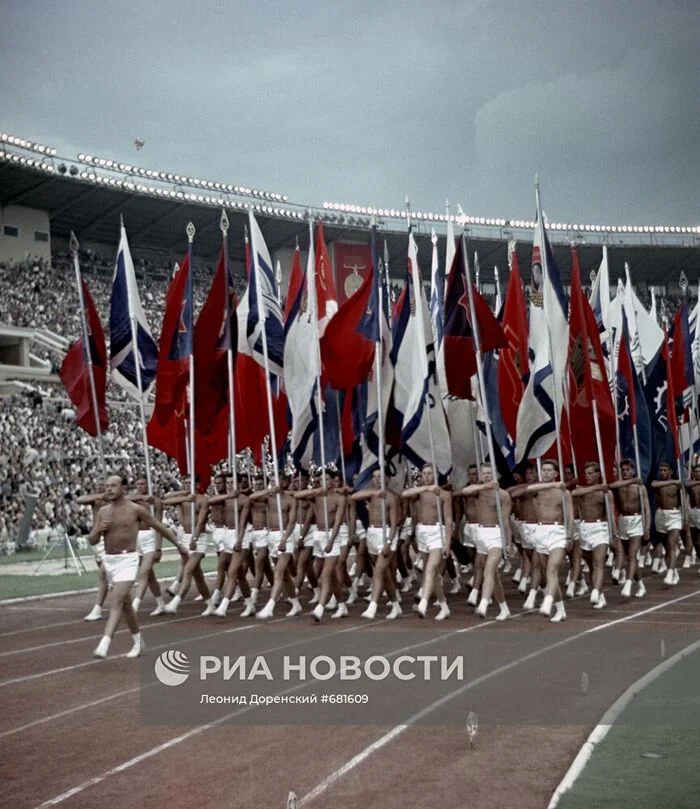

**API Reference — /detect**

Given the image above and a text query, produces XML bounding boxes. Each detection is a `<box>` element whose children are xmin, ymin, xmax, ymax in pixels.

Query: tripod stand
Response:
<box><xmin>33</xmin><ymin>526</ymin><xmax>89</xmax><ymax>576</ymax></box>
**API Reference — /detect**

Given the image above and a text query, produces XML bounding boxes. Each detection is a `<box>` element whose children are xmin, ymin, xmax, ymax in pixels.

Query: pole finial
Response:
<box><xmin>220</xmin><ymin>209</ymin><xmax>229</xmax><ymax>235</ymax></box>
<box><xmin>186</xmin><ymin>221</ymin><xmax>196</xmax><ymax>243</ymax></box>
<box><xmin>69</xmin><ymin>231</ymin><xmax>79</xmax><ymax>253</ymax></box>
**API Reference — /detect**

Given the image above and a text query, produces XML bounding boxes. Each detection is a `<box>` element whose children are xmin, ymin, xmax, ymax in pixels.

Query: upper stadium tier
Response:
<box><xmin>1</xmin><ymin>130</ymin><xmax>699</xmax><ymax>285</ymax></box>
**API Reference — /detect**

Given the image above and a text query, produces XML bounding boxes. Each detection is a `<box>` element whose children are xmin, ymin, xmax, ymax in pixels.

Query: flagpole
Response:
<box><xmin>120</xmin><ymin>217</ymin><xmax>153</xmax><ymax>497</ymax></box>
<box><xmin>494</xmin><ymin>265</ymin><xmax>502</xmax><ymax>311</ymax></box>
<box><xmin>406</xmin><ymin>199</ymin><xmax>444</xmax><ymax>545</ymax></box>
<box><xmin>307</xmin><ymin>215</ymin><xmax>331</xmax><ymax>536</ymax></box>
<box><xmin>220</xmin><ymin>209</ymin><xmax>240</xmax><ymax>536</ymax></box>
<box><xmin>249</xmin><ymin>212</ymin><xmax>284</xmax><ymax>532</ymax></box>
<box><xmin>461</xmin><ymin>234</ymin><xmax>507</xmax><ymax>552</ymax></box>
<box><xmin>473</xmin><ymin>251</ymin><xmax>489</xmax><ymax>464</ymax></box>
<box><xmin>374</xmin><ymin>222</ymin><xmax>388</xmax><ymax>544</ymax></box>
<box><xmin>186</xmin><ymin>221</ymin><xmax>196</xmax><ymax>528</ymax></box>
<box><xmin>334</xmin><ymin>394</ymin><xmax>347</xmax><ymax>486</ymax></box>
<box><xmin>70</xmin><ymin>231</ymin><xmax>105</xmax><ymax>470</ymax></box>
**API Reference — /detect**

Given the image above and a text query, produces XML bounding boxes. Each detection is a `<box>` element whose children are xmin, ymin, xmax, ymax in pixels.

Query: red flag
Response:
<box><xmin>443</xmin><ymin>246</ymin><xmax>505</xmax><ymax>399</ymax></box>
<box><xmin>284</xmin><ymin>246</ymin><xmax>303</xmax><ymax>324</ymax></box>
<box><xmin>194</xmin><ymin>247</ymin><xmax>237</xmax><ymax>435</ymax></box>
<box><xmin>319</xmin><ymin>269</ymin><xmax>374</xmax><ymax>389</ymax></box>
<box><xmin>315</xmin><ymin>219</ymin><xmax>338</xmax><ymax>333</ymax></box>
<box><xmin>146</xmin><ymin>391</ymin><xmax>188</xmax><ymax>474</ymax></box>
<box><xmin>567</xmin><ymin>247</ymin><xmax>616</xmax><ymax>477</ymax></box>
<box><xmin>151</xmin><ymin>255</ymin><xmax>191</xmax><ymax>426</ymax></box>
<box><xmin>59</xmin><ymin>278</ymin><xmax>108</xmax><ymax>437</ymax></box>
<box><xmin>498</xmin><ymin>251</ymin><xmax>528</xmax><ymax>437</ymax></box>
<box><xmin>662</xmin><ymin>331</ymin><xmax>681</xmax><ymax>461</ymax></box>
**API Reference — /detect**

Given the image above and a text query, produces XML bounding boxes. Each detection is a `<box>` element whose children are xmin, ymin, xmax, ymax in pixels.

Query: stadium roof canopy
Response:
<box><xmin>2</xmin><ymin>137</ymin><xmax>700</xmax><ymax>288</ymax></box>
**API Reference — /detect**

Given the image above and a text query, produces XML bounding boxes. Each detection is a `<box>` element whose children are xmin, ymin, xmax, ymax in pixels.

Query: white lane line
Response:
<box><xmin>547</xmin><ymin>637</ymin><xmax>700</xmax><ymax>808</ymax></box>
<box><xmin>28</xmin><ymin>616</ymin><xmax>507</xmax><ymax>808</ymax></box>
<box><xmin>298</xmin><ymin>588</ymin><xmax>700</xmax><ymax>806</ymax></box>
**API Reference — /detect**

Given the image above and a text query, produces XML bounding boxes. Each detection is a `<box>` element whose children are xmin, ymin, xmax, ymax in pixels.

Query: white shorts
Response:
<box><xmin>461</xmin><ymin>522</ymin><xmax>477</xmax><ymax>548</ymax></box>
<box><xmin>213</xmin><ymin>527</ymin><xmax>237</xmax><ymax>553</ymax></box>
<box><xmin>179</xmin><ymin>531</ymin><xmax>209</xmax><ymax>556</ymax></box>
<box><xmin>578</xmin><ymin>521</ymin><xmax>610</xmax><ymax>552</ymax></box>
<box><xmin>366</xmin><ymin>526</ymin><xmax>398</xmax><ymax>555</ymax></box>
<box><xmin>399</xmin><ymin>517</ymin><xmax>413</xmax><ymax>542</ymax></box>
<box><xmin>655</xmin><ymin>508</ymin><xmax>683</xmax><ymax>534</ymax></box>
<box><xmin>93</xmin><ymin>538</ymin><xmax>106</xmax><ymax>564</ymax></box>
<box><xmin>534</xmin><ymin>523</ymin><xmax>568</xmax><ymax>555</ymax></box>
<box><xmin>520</xmin><ymin>523</ymin><xmax>538</xmax><ymax>551</ymax></box>
<box><xmin>476</xmin><ymin>524</ymin><xmax>503</xmax><ymax>555</ymax></box>
<box><xmin>315</xmin><ymin>528</ymin><xmax>346</xmax><ymax>558</ymax></box>
<box><xmin>274</xmin><ymin>526</ymin><xmax>299</xmax><ymax>556</ymax></box>
<box><xmin>303</xmin><ymin>524</ymin><xmax>318</xmax><ymax>550</ymax></box>
<box><xmin>573</xmin><ymin>519</ymin><xmax>582</xmax><ymax>542</ymax></box>
<box><xmin>102</xmin><ymin>551</ymin><xmax>139</xmax><ymax>585</ymax></box>
<box><xmin>250</xmin><ymin>528</ymin><xmax>270</xmax><ymax>551</ymax></box>
<box><xmin>618</xmin><ymin>514</ymin><xmax>644</xmax><ymax>540</ymax></box>
<box><xmin>416</xmin><ymin>523</ymin><xmax>444</xmax><ymax>554</ymax></box>
<box><xmin>688</xmin><ymin>508</ymin><xmax>700</xmax><ymax>530</ymax></box>
<box><xmin>137</xmin><ymin>529</ymin><xmax>157</xmax><ymax>555</ymax></box>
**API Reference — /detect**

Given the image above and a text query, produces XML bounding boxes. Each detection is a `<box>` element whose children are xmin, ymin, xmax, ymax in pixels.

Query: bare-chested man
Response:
<box><xmin>89</xmin><ymin>475</ymin><xmax>180</xmax><ymax>658</ymax></box>
<box><xmin>129</xmin><ymin>477</ymin><xmax>167</xmax><ymax>616</ymax></box>
<box><xmin>684</xmin><ymin>464</ymin><xmax>700</xmax><ymax>577</ymax></box>
<box><xmin>461</xmin><ymin>465</ymin><xmax>482</xmax><ymax>607</ymax></box>
<box><xmin>610</xmin><ymin>458</ymin><xmax>651</xmax><ymax>597</ymax></box>
<box><xmin>571</xmin><ymin>462</ymin><xmax>614</xmax><ymax>609</ymax></box>
<box><xmin>162</xmin><ymin>479</ymin><xmax>211</xmax><ymax>613</ymax></box>
<box><xmin>462</xmin><ymin>464</ymin><xmax>512</xmax><ymax>620</ymax></box>
<box><xmin>525</xmin><ymin>460</ymin><xmax>573</xmax><ymax>622</ymax></box>
<box><xmin>351</xmin><ymin>469</ymin><xmax>401</xmax><ymax>620</ymax></box>
<box><xmin>510</xmin><ymin>464</ymin><xmax>546</xmax><ymax>607</ymax></box>
<box><xmin>255</xmin><ymin>476</ymin><xmax>302</xmax><ymax>619</ymax></box>
<box><xmin>201</xmin><ymin>473</ymin><xmax>238</xmax><ymax>616</ymax></box>
<box><xmin>402</xmin><ymin>464</ymin><xmax>453</xmax><ymax>621</ymax></box>
<box><xmin>293</xmin><ymin>472</ymin><xmax>321</xmax><ymax>604</ymax></box>
<box><xmin>77</xmin><ymin>481</ymin><xmax>109</xmax><ymax>621</ymax></box>
<box><xmin>299</xmin><ymin>469</ymin><xmax>348</xmax><ymax>621</ymax></box>
<box><xmin>212</xmin><ymin>486</ymin><xmax>255</xmax><ymax>617</ymax></box>
<box><xmin>651</xmin><ymin>462</ymin><xmax>684</xmax><ymax>585</ymax></box>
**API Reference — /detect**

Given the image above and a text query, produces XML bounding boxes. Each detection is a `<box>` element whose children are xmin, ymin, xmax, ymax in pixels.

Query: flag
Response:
<box><xmin>670</xmin><ymin>303</ymin><xmax>693</xmax><ymax>418</ymax></box>
<box><xmin>568</xmin><ymin>247</ymin><xmax>616</xmax><ymax>476</ymax></box>
<box><xmin>589</xmin><ymin>244</ymin><xmax>611</xmax><ymax>340</ymax></box>
<box><xmin>146</xmin><ymin>392</ymin><xmax>188</xmax><ymax>474</ymax></box>
<box><xmin>284</xmin><ymin>221</ymin><xmax>338</xmax><ymax>466</ymax></box>
<box><xmin>498</xmin><ymin>246</ymin><xmax>529</xmax><ymax>439</ymax></box>
<box><xmin>59</xmin><ymin>277</ymin><xmax>108</xmax><ymax>436</ymax></box>
<box><xmin>284</xmin><ymin>245</ymin><xmax>303</xmax><ymax>324</ymax></box>
<box><xmin>429</xmin><ymin>228</ymin><xmax>444</xmax><ymax>355</ymax></box>
<box><xmin>108</xmin><ymin>223</ymin><xmax>158</xmax><ymax>398</ymax></box>
<box><xmin>246</xmin><ymin>211</ymin><xmax>285</xmax><ymax>378</ymax></box>
<box><xmin>644</xmin><ymin>336</ymin><xmax>681</xmax><ymax>475</ymax></box>
<box><xmin>442</xmin><ymin>242</ymin><xmax>506</xmax><ymax>399</ymax></box>
<box><xmin>193</xmin><ymin>245</ymin><xmax>237</xmax><ymax>436</ymax></box>
<box><xmin>151</xmin><ymin>254</ymin><xmax>192</xmax><ymax>426</ymax></box>
<box><xmin>514</xmin><ymin>191</ymin><xmax>567</xmax><ymax>463</ymax></box>
<box><xmin>609</xmin><ymin>267</ymin><xmax>663</xmax><ymax>377</ymax></box>
<box><xmin>616</xmin><ymin>310</ymin><xmax>652</xmax><ymax>481</ymax></box>
<box><xmin>390</xmin><ymin>231</ymin><xmax>451</xmax><ymax>480</ymax></box>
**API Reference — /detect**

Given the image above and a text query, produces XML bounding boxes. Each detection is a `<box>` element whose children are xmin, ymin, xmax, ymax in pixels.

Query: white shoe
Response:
<box><xmin>311</xmin><ymin>604</ymin><xmax>324</xmax><ymax>622</ymax></box>
<box><xmin>325</xmin><ymin>595</ymin><xmax>338</xmax><ymax>611</ymax></box>
<box><xmin>523</xmin><ymin>590</ymin><xmax>537</xmax><ymax>610</ymax></box>
<box><xmin>565</xmin><ymin>581</ymin><xmax>576</xmax><ymax>599</ymax></box>
<box><xmin>517</xmin><ymin>576</ymin><xmax>530</xmax><ymax>594</ymax></box>
<box><xmin>250</xmin><ymin>588</ymin><xmax>259</xmax><ymax>605</ymax></box>
<box><xmin>240</xmin><ymin>599</ymin><xmax>256</xmax><ymax>618</ymax></box>
<box><xmin>663</xmin><ymin>569</ymin><xmax>674</xmax><ymax>586</ymax></box>
<box><xmin>93</xmin><ymin>636</ymin><xmax>110</xmax><ymax>658</ymax></box>
<box><xmin>362</xmin><ymin>601</ymin><xmax>378</xmax><ymax>620</ymax></box>
<box><xmin>150</xmin><ymin>603</ymin><xmax>166</xmax><ymax>616</ymax></box>
<box><xmin>201</xmin><ymin>601</ymin><xmax>218</xmax><ymax>617</ymax></box>
<box><xmin>575</xmin><ymin>580</ymin><xmax>589</xmax><ymax>596</ymax></box>
<box><xmin>214</xmin><ymin>597</ymin><xmax>230</xmax><ymax>617</ymax></box>
<box><xmin>466</xmin><ymin>589</ymin><xmax>479</xmax><ymax>607</ymax></box>
<box><xmin>286</xmin><ymin>600</ymin><xmax>303</xmax><ymax>617</ymax></box>
<box><xmin>644</xmin><ymin>552</ymin><xmax>653</xmax><ymax>567</ymax></box>
<box><xmin>194</xmin><ymin>594</ymin><xmax>204</xmax><ymax>602</ymax></box>
<box><xmin>550</xmin><ymin>609</ymin><xmax>566</xmax><ymax>623</ymax></box>
<box><xmin>309</xmin><ymin>589</ymin><xmax>321</xmax><ymax>605</ymax></box>
<box><xmin>448</xmin><ymin>578</ymin><xmax>460</xmax><ymax>594</ymax></box>
<box><xmin>386</xmin><ymin>602</ymin><xmax>402</xmax><ymax>620</ymax></box>
<box><xmin>476</xmin><ymin>599</ymin><xmax>488</xmax><ymax>619</ymax></box>
<box><xmin>164</xmin><ymin>595</ymin><xmax>181</xmax><ymax>614</ymax></box>
<box><xmin>331</xmin><ymin>603</ymin><xmax>348</xmax><ymax>619</ymax></box>
<box><xmin>593</xmin><ymin>593</ymin><xmax>607</xmax><ymax>610</ymax></box>
<box><xmin>651</xmin><ymin>557</ymin><xmax>660</xmax><ymax>573</ymax></box>
<box><xmin>539</xmin><ymin>594</ymin><xmax>554</xmax><ymax>617</ymax></box>
<box><xmin>435</xmin><ymin>603</ymin><xmax>450</xmax><ymax>621</ymax></box>
<box><xmin>346</xmin><ymin>587</ymin><xmax>359</xmax><ymax>605</ymax></box>
<box><xmin>84</xmin><ymin>606</ymin><xmax>102</xmax><ymax>622</ymax></box>
<box><xmin>673</xmin><ymin>569</ymin><xmax>680</xmax><ymax>585</ymax></box>
<box><xmin>126</xmin><ymin>635</ymin><xmax>144</xmax><ymax>658</ymax></box>
<box><xmin>658</xmin><ymin>561</ymin><xmax>668</xmax><ymax>575</ymax></box>
<box><xmin>611</xmin><ymin>568</ymin><xmax>620</xmax><ymax>583</ymax></box>
<box><xmin>256</xmin><ymin>604</ymin><xmax>274</xmax><ymax>620</ymax></box>
<box><xmin>401</xmin><ymin>576</ymin><xmax>414</xmax><ymax>594</ymax></box>
<box><xmin>589</xmin><ymin>589</ymin><xmax>599</xmax><ymax>605</ymax></box>
<box><xmin>635</xmin><ymin>581</ymin><xmax>646</xmax><ymax>598</ymax></box>
<box><xmin>230</xmin><ymin>586</ymin><xmax>242</xmax><ymax>603</ymax></box>
<box><xmin>512</xmin><ymin>568</ymin><xmax>523</xmax><ymax>583</ymax></box>
<box><xmin>416</xmin><ymin>598</ymin><xmax>428</xmax><ymax>619</ymax></box>
<box><xmin>683</xmin><ymin>555</ymin><xmax>691</xmax><ymax>569</ymax></box>
<box><xmin>621</xmin><ymin>580</ymin><xmax>633</xmax><ymax>598</ymax></box>
<box><xmin>619</xmin><ymin>570</ymin><xmax>627</xmax><ymax>584</ymax></box>
<box><xmin>495</xmin><ymin>604</ymin><xmax>511</xmax><ymax>622</ymax></box>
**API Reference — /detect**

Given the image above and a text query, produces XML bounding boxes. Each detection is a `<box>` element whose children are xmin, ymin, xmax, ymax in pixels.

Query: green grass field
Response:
<box><xmin>0</xmin><ymin>557</ymin><xmax>220</xmax><ymax>600</ymax></box>
<box><xmin>557</xmin><ymin>648</ymin><xmax>700</xmax><ymax>809</ymax></box>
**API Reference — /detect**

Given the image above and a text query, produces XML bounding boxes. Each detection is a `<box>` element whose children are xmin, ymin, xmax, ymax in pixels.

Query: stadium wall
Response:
<box><xmin>0</xmin><ymin>205</ymin><xmax>51</xmax><ymax>264</ymax></box>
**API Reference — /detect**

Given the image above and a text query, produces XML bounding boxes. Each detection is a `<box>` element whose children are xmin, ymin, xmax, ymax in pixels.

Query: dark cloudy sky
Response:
<box><xmin>2</xmin><ymin>0</ymin><xmax>698</xmax><ymax>225</ymax></box>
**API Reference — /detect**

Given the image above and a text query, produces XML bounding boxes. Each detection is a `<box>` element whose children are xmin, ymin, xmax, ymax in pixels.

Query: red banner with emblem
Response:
<box><xmin>333</xmin><ymin>242</ymin><xmax>373</xmax><ymax>305</ymax></box>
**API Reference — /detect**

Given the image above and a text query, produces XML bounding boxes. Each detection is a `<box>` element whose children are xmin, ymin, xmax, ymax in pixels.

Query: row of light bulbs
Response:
<box><xmin>3</xmin><ymin>131</ymin><xmax>699</xmax><ymax>236</ymax></box>
<box><xmin>0</xmin><ymin>132</ymin><xmax>57</xmax><ymax>157</ymax></box>
<box><xmin>75</xmin><ymin>153</ymin><xmax>287</xmax><ymax>202</ymax></box>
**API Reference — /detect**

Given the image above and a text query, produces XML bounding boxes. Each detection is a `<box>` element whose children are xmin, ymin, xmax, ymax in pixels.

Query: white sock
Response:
<box><xmin>132</xmin><ymin>597</ymin><xmax>141</xmax><ymax>611</ymax></box>
<box><xmin>131</xmin><ymin>632</ymin><xmax>142</xmax><ymax>646</ymax></box>
<box><xmin>219</xmin><ymin>597</ymin><xmax>230</xmax><ymax>610</ymax></box>
<box><xmin>156</xmin><ymin>596</ymin><xmax>165</xmax><ymax>607</ymax></box>
<box><xmin>170</xmin><ymin>594</ymin><xmax>181</xmax><ymax>609</ymax></box>
<box><xmin>211</xmin><ymin>588</ymin><xmax>221</xmax><ymax>603</ymax></box>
